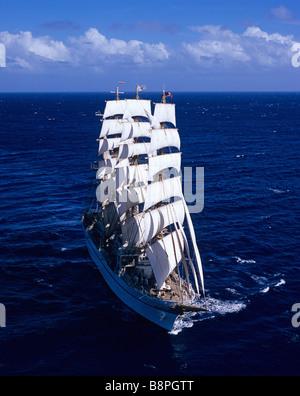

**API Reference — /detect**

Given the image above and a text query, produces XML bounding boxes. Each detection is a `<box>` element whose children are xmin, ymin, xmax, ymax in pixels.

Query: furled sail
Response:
<box><xmin>146</xmin><ymin>231</ymin><xmax>184</xmax><ymax>289</ymax></box>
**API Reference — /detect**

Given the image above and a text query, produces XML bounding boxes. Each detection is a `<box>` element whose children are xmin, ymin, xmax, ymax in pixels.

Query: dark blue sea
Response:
<box><xmin>0</xmin><ymin>92</ymin><xmax>299</xmax><ymax>376</ymax></box>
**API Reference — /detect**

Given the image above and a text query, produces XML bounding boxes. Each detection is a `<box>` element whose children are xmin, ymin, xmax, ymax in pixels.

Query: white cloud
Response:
<box><xmin>0</xmin><ymin>30</ymin><xmax>70</xmax><ymax>64</ymax></box>
<box><xmin>184</xmin><ymin>25</ymin><xmax>251</xmax><ymax>64</ymax></box>
<box><xmin>183</xmin><ymin>25</ymin><xmax>296</xmax><ymax>69</ymax></box>
<box><xmin>0</xmin><ymin>25</ymin><xmax>297</xmax><ymax>75</ymax></box>
<box><xmin>243</xmin><ymin>26</ymin><xmax>294</xmax><ymax>46</ymax></box>
<box><xmin>0</xmin><ymin>28</ymin><xmax>169</xmax><ymax>71</ymax></box>
<box><xmin>69</xmin><ymin>28</ymin><xmax>169</xmax><ymax>65</ymax></box>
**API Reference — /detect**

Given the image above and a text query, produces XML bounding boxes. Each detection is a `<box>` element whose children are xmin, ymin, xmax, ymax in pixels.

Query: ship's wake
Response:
<box><xmin>169</xmin><ymin>297</ymin><xmax>247</xmax><ymax>335</ymax></box>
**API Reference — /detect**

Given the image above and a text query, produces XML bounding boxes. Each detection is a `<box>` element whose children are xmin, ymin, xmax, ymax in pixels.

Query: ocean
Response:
<box><xmin>0</xmin><ymin>92</ymin><xmax>299</xmax><ymax>376</ymax></box>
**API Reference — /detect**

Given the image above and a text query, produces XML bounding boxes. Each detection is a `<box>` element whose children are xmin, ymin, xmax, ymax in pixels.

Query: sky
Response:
<box><xmin>0</xmin><ymin>0</ymin><xmax>300</xmax><ymax>92</ymax></box>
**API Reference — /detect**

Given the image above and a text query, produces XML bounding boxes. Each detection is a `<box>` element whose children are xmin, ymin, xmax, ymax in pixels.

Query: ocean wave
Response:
<box><xmin>252</xmin><ymin>275</ymin><xmax>286</xmax><ymax>295</ymax></box>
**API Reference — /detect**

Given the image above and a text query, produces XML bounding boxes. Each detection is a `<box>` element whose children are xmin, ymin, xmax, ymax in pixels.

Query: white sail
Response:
<box><xmin>146</xmin><ymin>231</ymin><xmax>184</xmax><ymax>289</ymax></box>
<box><xmin>96</xmin><ymin>175</ymin><xmax>116</xmax><ymax>204</ymax></box>
<box><xmin>148</xmin><ymin>152</ymin><xmax>181</xmax><ymax>181</ymax></box>
<box><xmin>177</xmin><ymin>221</ymin><xmax>200</xmax><ymax>295</ymax></box>
<box><xmin>116</xmin><ymin>185</ymin><xmax>147</xmax><ymax>219</ymax></box>
<box><xmin>154</xmin><ymin>103</ymin><xmax>176</xmax><ymax>127</ymax></box>
<box><xmin>150</xmin><ymin>129</ymin><xmax>181</xmax><ymax>153</ymax></box>
<box><xmin>124</xmin><ymin>99</ymin><xmax>151</xmax><ymax>118</ymax></box>
<box><xmin>103</xmin><ymin>100</ymin><xmax>126</xmax><ymax>119</ymax></box>
<box><xmin>118</xmin><ymin>142</ymin><xmax>151</xmax><ymax>160</ymax></box>
<box><xmin>122</xmin><ymin>199</ymin><xmax>185</xmax><ymax>247</ymax></box>
<box><xmin>100</xmin><ymin>119</ymin><xmax>123</xmax><ymax>138</ymax></box>
<box><xmin>98</xmin><ymin>137</ymin><xmax>121</xmax><ymax>156</ymax></box>
<box><xmin>116</xmin><ymin>163</ymin><xmax>148</xmax><ymax>190</ymax></box>
<box><xmin>144</xmin><ymin>176</ymin><xmax>183</xmax><ymax>212</ymax></box>
<box><xmin>123</xmin><ymin>109</ymin><xmax>134</xmax><ymax>122</ymax></box>
<box><xmin>145</xmin><ymin>109</ymin><xmax>161</xmax><ymax>130</ymax></box>
<box><xmin>120</xmin><ymin>122</ymin><xmax>151</xmax><ymax>142</ymax></box>
<box><xmin>115</xmin><ymin>158</ymin><xmax>129</xmax><ymax>169</ymax></box>
<box><xmin>96</xmin><ymin>157</ymin><xmax>118</xmax><ymax>179</ymax></box>
<box><xmin>183</xmin><ymin>200</ymin><xmax>205</xmax><ymax>295</ymax></box>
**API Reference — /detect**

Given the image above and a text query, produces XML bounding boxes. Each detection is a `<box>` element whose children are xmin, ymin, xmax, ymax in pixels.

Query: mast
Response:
<box><xmin>161</xmin><ymin>88</ymin><xmax>166</xmax><ymax>104</ymax></box>
<box><xmin>110</xmin><ymin>83</ymin><xmax>125</xmax><ymax>101</ymax></box>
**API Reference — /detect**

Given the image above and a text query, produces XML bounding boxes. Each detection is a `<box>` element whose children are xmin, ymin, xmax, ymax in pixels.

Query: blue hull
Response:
<box><xmin>84</xmin><ymin>229</ymin><xmax>179</xmax><ymax>331</ymax></box>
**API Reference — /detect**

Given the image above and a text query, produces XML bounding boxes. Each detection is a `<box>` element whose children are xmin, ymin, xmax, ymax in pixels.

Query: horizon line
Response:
<box><xmin>0</xmin><ymin>90</ymin><xmax>299</xmax><ymax>94</ymax></box>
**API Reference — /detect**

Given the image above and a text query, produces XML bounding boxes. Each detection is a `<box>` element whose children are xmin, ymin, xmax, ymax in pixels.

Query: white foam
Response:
<box><xmin>169</xmin><ymin>297</ymin><xmax>247</xmax><ymax>335</ymax></box>
<box><xmin>260</xmin><ymin>287</ymin><xmax>270</xmax><ymax>294</ymax></box>
<box><xmin>35</xmin><ymin>278</ymin><xmax>53</xmax><ymax>288</ymax></box>
<box><xmin>206</xmin><ymin>297</ymin><xmax>247</xmax><ymax>316</ymax></box>
<box><xmin>235</xmin><ymin>257</ymin><xmax>256</xmax><ymax>264</ymax></box>
<box><xmin>269</xmin><ymin>188</ymin><xmax>289</xmax><ymax>194</ymax></box>
<box><xmin>144</xmin><ymin>364</ymin><xmax>156</xmax><ymax>370</ymax></box>
<box><xmin>254</xmin><ymin>277</ymin><xmax>285</xmax><ymax>294</ymax></box>
<box><xmin>225</xmin><ymin>288</ymin><xmax>242</xmax><ymax>296</ymax></box>
<box><xmin>251</xmin><ymin>274</ymin><xmax>268</xmax><ymax>285</ymax></box>
<box><xmin>275</xmin><ymin>279</ymin><xmax>286</xmax><ymax>288</ymax></box>
<box><xmin>169</xmin><ymin>313</ymin><xmax>196</xmax><ymax>335</ymax></box>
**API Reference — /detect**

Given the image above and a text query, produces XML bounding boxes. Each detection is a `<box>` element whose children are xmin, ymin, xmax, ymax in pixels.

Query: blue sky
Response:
<box><xmin>0</xmin><ymin>0</ymin><xmax>300</xmax><ymax>91</ymax></box>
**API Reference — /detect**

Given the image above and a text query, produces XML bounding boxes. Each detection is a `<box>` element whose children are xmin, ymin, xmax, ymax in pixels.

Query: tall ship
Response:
<box><xmin>82</xmin><ymin>85</ymin><xmax>207</xmax><ymax>331</ymax></box>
